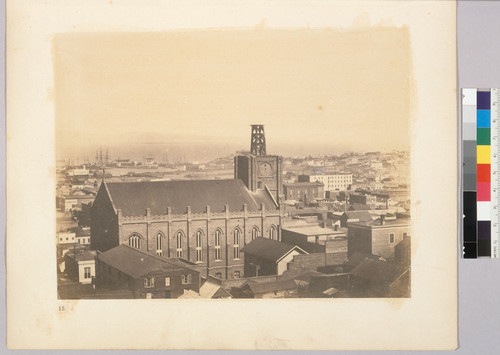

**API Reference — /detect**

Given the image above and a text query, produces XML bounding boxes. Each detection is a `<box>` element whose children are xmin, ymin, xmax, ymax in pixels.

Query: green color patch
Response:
<box><xmin>477</xmin><ymin>128</ymin><xmax>491</xmax><ymax>145</ymax></box>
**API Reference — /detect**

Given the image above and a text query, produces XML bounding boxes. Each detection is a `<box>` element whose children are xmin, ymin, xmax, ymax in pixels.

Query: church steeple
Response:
<box><xmin>250</xmin><ymin>124</ymin><xmax>266</xmax><ymax>156</ymax></box>
<box><xmin>235</xmin><ymin>125</ymin><xmax>283</xmax><ymax>204</ymax></box>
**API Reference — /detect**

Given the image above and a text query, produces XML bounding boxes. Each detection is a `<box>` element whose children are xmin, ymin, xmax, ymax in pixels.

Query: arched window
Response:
<box><xmin>156</xmin><ymin>232</ymin><xmax>164</xmax><ymax>256</ymax></box>
<box><xmin>233</xmin><ymin>228</ymin><xmax>240</xmax><ymax>259</ymax></box>
<box><xmin>195</xmin><ymin>230</ymin><xmax>203</xmax><ymax>262</ymax></box>
<box><xmin>176</xmin><ymin>231</ymin><xmax>183</xmax><ymax>258</ymax></box>
<box><xmin>128</xmin><ymin>234</ymin><xmax>142</xmax><ymax>249</ymax></box>
<box><xmin>214</xmin><ymin>229</ymin><xmax>222</xmax><ymax>261</ymax></box>
<box><xmin>251</xmin><ymin>226</ymin><xmax>259</xmax><ymax>240</ymax></box>
<box><xmin>269</xmin><ymin>225</ymin><xmax>276</xmax><ymax>240</ymax></box>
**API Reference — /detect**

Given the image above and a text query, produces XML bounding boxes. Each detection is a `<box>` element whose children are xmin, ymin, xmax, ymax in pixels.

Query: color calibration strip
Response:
<box><xmin>462</xmin><ymin>88</ymin><xmax>499</xmax><ymax>258</ymax></box>
<box><xmin>491</xmin><ymin>89</ymin><xmax>500</xmax><ymax>257</ymax></box>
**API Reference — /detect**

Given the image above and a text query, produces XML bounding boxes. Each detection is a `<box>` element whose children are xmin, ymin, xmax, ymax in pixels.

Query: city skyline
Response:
<box><xmin>60</xmin><ymin>141</ymin><xmax>410</xmax><ymax>166</ymax></box>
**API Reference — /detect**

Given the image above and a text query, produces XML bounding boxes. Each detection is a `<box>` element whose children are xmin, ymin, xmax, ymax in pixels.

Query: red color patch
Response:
<box><xmin>477</xmin><ymin>164</ymin><xmax>491</xmax><ymax>183</ymax></box>
<box><xmin>477</xmin><ymin>182</ymin><xmax>491</xmax><ymax>201</ymax></box>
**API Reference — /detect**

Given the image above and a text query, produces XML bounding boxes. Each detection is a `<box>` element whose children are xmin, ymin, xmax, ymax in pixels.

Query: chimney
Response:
<box><xmin>380</xmin><ymin>215</ymin><xmax>386</xmax><ymax>225</ymax></box>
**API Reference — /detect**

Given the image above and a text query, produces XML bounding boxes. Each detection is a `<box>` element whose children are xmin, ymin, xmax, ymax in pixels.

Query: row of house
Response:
<box><xmin>60</xmin><ymin>213</ymin><xmax>410</xmax><ymax>299</ymax></box>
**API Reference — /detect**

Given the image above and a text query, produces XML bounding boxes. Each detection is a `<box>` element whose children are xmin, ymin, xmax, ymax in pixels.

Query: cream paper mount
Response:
<box><xmin>7</xmin><ymin>0</ymin><xmax>457</xmax><ymax>350</ymax></box>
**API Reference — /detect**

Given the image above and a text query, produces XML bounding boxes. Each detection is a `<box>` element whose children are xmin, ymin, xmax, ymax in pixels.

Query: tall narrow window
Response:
<box><xmin>196</xmin><ymin>230</ymin><xmax>203</xmax><ymax>262</ymax></box>
<box><xmin>389</xmin><ymin>233</ymin><xmax>395</xmax><ymax>244</ymax></box>
<box><xmin>128</xmin><ymin>234</ymin><xmax>142</xmax><ymax>249</ymax></box>
<box><xmin>251</xmin><ymin>226</ymin><xmax>259</xmax><ymax>240</ymax></box>
<box><xmin>84</xmin><ymin>267</ymin><xmax>91</xmax><ymax>279</ymax></box>
<box><xmin>144</xmin><ymin>277</ymin><xmax>154</xmax><ymax>288</ymax></box>
<box><xmin>156</xmin><ymin>232</ymin><xmax>164</xmax><ymax>256</ymax></box>
<box><xmin>233</xmin><ymin>228</ymin><xmax>240</xmax><ymax>259</ymax></box>
<box><xmin>269</xmin><ymin>226</ymin><xmax>276</xmax><ymax>240</ymax></box>
<box><xmin>215</xmin><ymin>229</ymin><xmax>222</xmax><ymax>261</ymax></box>
<box><xmin>176</xmin><ymin>231</ymin><xmax>183</xmax><ymax>258</ymax></box>
<box><xmin>181</xmin><ymin>274</ymin><xmax>192</xmax><ymax>285</ymax></box>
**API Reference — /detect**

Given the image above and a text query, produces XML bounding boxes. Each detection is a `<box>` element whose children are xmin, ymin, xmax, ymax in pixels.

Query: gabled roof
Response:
<box><xmin>241</xmin><ymin>238</ymin><xmax>307</xmax><ymax>262</ymax></box>
<box><xmin>177</xmin><ymin>289</ymin><xmax>200</xmax><ymax>299</ymax></box>
<box><xmin>97</xmin><ymin>245</ymin><xmax>197</xmax><ymax>278</ymax></box>
<box><xmin>200</xmin><ymin>281</ymin><xmax>232</xmax><ymax>299</ymax></box>
<box><xmin>103</xmin><ymin>179</ymin><xmax>277</xmax><ymax>216</ymax></box>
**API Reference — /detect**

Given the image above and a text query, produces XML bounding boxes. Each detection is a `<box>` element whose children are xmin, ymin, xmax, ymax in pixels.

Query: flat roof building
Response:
<box><xmin>347</xmin><ymin>217</ymin><xmax>410</xmax><ymax>260</ymax></box>
<box><xmin>298</xmin><ymin>173</ymin><xmax>353</xmax><ymax>193</ymax></box>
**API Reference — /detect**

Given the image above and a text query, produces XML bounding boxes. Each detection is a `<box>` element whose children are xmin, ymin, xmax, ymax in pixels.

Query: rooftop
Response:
<box><xmin>282</xmin><ymin>225</ymin><xmax>343</xmax><ymax>236</ymax></box>
<box><xmin>348</xmin><ymin>203</ymin><xmax>371</xmax><ymax>210</ymax></box>
<box><xmin>66</xmin><ymin>250</ymin><xmax>97</xmax><ymax>262</ymax></box>
<box><xmin>97</xmin><ymin>245</ymin><xmax>197</xmax><ymax>278</ymax></box>
<box><xmin>344</xmin><ymin>252</ymin><xmax>384</xmax><ymax>269</ymax></box>
<box><xmin>343</xmin><ymin>211</ymin><xmax>374</xmax><ymax>220</ymax></box>
<box><xmin>103</xmin><ymin>179</ymin><xmax>277</xmax><ymax>216</ymax></box>
<box><xmin>241</xmin><ymin>238</ymin><xmax>307</xmax><ymax>262</ymax></box>
<box><xmin>67</xmin><ymin>226</ymin><xmax>91</xmax><ymax>237</ymax></box>
<box><xmin>284</xmin><ymin>181</ymin><xmax>324</xmax><ymax>187</ymax></box>
<box><xmin>177</xmin><ymin>289</ymin><xmax>201</xmax><ymax>299</ymax></box>
<box><xmin>199</xmin><ymin>281</ymin><xmax>232</xmax><ymax>298</ymax></box>
<box><xmin>351</xmin><ymin>259</ymin><xmax>406</xmax><ymax>285</ymax></box>
<box><xmin>350</xmin><ymin>217</ymin><xmax>411</xmax><ymax>228</ymax></box>
<box><xmin>63</xmin><ymin>194</ymin><xmax>95</xmax><ymax>200</ymax></box>
<box><xmin>244</xmin><ymin>278</ymin><xmax>298</xmax><ymax>294</ymax></box>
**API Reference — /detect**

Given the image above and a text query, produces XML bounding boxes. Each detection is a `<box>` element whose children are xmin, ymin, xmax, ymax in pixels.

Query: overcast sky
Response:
<box><xmin>54</xmin><ymin>28</ymin><xmax>411</xmax><ymax>160</ymax></box>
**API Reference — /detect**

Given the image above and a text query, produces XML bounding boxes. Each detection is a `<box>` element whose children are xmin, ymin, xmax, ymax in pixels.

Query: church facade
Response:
<box><xmin>90</xmin><ymin>125</ymin><xmax>285</xmax><ymax>280</ymax></box>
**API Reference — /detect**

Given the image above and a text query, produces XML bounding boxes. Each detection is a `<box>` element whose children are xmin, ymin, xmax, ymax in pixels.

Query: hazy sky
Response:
<box><xmin>54</xmin><ymin>28</ymin><xmax>411</xmax><ymax>160</ymax></box>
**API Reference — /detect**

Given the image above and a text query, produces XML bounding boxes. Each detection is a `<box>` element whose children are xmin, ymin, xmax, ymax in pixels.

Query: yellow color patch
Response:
<box><xmin>477</xmin><ymin>145</ymin><xmax>491</xmax><ymax>164</ymax></box>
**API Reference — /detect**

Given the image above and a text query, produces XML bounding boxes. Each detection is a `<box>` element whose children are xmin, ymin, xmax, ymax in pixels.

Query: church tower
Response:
<box><xmin>234</xmin><ymin>125</ymin><xmax>283</xmax><ymax>204</ymax></box>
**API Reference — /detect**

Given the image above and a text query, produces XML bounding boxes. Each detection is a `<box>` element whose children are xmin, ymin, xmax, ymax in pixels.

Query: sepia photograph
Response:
<box><xmin>54</xmin><ymin>29</ymin><xmax>411</xmax><ymax>300</ymax></box>
<box><xmin>7</xmin><ymin>0</ymin><xmax>457</xmax><ymax>350</ymax></box>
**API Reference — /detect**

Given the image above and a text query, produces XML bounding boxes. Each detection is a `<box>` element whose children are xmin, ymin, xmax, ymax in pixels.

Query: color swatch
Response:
<box><xmin>462</xmin><ymin>89</ymin><xmax>493</xmax><ymax>257</ymax></box>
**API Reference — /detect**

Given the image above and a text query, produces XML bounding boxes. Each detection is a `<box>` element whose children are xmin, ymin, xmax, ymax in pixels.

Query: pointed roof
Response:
<box><xmin>241</xmin><ymin>238</ymin><xmax>307</xmax><ymax>262</ymax></box>
<box><xmin>97</xmin><ymin>245</ymin><xmax>197</xmax><ymax>278</ymax></box>
<box><xmin>102</xmin><ymin>179</ymin><xmax>277</xmax><ymax>216</ymax></box>
<box><xmin>199</xmin><ymin>281</ymin><xmax>232</xmax><ymax>299</ymax></box>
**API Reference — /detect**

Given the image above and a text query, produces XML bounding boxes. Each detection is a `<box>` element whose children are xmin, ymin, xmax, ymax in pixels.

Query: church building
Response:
<box><xmin>90</xmin><ymin>125</ymin><xmax>285</xmax><ymax>280</ymax></box>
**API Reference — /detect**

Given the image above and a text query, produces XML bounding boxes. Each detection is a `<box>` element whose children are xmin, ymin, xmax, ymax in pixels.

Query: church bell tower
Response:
<box><xmin>250</xmin><ymin>124</ymin><xmax>266</xmax><ymax>156</ymax></box>
<box><xmin>234</xmin><ymin>125</ymin><xmax>283</xmax><ymax>204</ymax></box>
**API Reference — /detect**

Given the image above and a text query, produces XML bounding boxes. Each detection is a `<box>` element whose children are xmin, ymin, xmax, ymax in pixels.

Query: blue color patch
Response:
<box><xmin>477</xmin><ymin>110</ymin><xmax>491</xmax><ymax>127</ymax></box>
<box><xmin>477</xmin><ymin>91</ymin><xmax>491</xmax><ymax>110</ymax></box>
